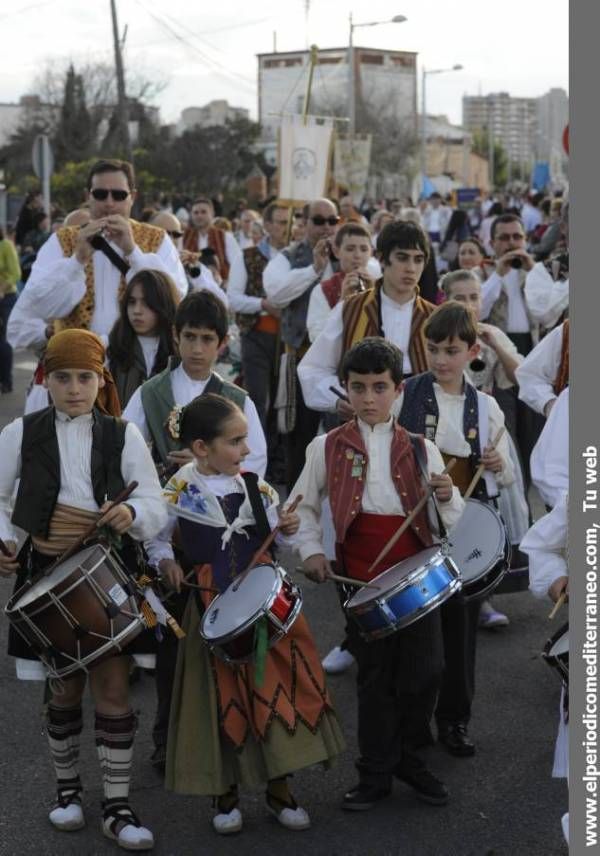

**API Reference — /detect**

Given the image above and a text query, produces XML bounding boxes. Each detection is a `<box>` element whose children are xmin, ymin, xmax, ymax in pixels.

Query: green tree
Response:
<box><xmin>54</xmin><ymin>65</ymin><xmax>94</xmax><ymax>165</ymax></box>
<box><xmin>472</xmin><ymin>129</ymin><xmax>509</xmax><ymax>188</ymax></box>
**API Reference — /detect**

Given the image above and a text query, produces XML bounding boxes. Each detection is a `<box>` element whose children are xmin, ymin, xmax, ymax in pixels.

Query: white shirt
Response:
<box><xmin>292</xmin><ymin>416</ymin><xmax>464</xmax><ymax>562</ymax></box>
<box><xmin>235</xmin><ymin>232</ymin><xmax>255</xmax><ymax>250</ymax></box>
<box><xmin>395</xmin><ymin>382</ymin><xmax>514</xmax><ymax>488</ymax></box>
<box><xmin>521</xmin><ymin>491</ymin><xmax>568</xmax><ymax>599</ymax></box>
<box><xmin>123</xmin><ymin>364</ymin><xmax>267</xmax><ymax>477</ymax></box>
<box><xmin>0</xmin><ymin>411</ymin><xmax>167</xmax><ymax>544</ymax></box>
<box><xmin>15</xmin><ymin>229</ymin><xmax>188</xmax><ymax>340</ymax></box>
<box><xmin>298</xmin><ymin>292</ymin><xmax>416</xmax><ymax>413</ymax></box>
<box><xmin>227</xmin><ymin>242</ymin><xmax>279</xmax><ymax>315</ymax></box>
<box><xmin>480</xmin><ymin>268</ymin><xmax>530</xmax><ymax>333</ymax></box>
<box><xmin>524</xmin><ymin>262</ymin><xmax>569</xmax><ymax>330</ymax></box>
<box><xmin>263</xmin><ymin>249</ymin><xmax>381</xmax><ymax>310</ymax></box>
<box><xmin>468</xmin><ymin>324</ymin><xmax>523</xmax><ymax>392</ymax></box>
<box><xmin>530</xmin><ymin>386</ymin><xmax>568</xmax><ymax>509</ymax></box>
<box><xmin>515</xmin><ymin>322</ymin><xmax>565</xmax><ymax>415</ymax></box>
<box><xmin>188</xmin><ymin>263</ymin><xmax>229</xmax><ymax>308</ymax></box>
<box><xmin>6</xmin><ymin>293</ymin><xmax>48</xmax><ymax>351</ymax></box>
<box><xmin>195</xmin><ymin>229</ymin><xmax>242</xmax><ymax>270</ymax></box>
<box><xmin>138</xmin><ymin>335</ymin><xmax>160</xmax><ymax>376</ymax></box>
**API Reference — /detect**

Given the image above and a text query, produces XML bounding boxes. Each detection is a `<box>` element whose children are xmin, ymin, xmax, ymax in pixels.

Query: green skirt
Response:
<box><xmin>165</xmin><ymin>596</ymin><xmax>346</xmax><ymax>796</ymax></box>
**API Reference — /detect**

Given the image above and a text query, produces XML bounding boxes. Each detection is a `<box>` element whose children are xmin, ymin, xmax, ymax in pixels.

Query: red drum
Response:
<box><xmin>5</xmin><ymin>544</ymin><xmax>146</xmax><ymax>678</ymax></box>
<box><xmin>200</xmin><ymin>564</ymin><xmax>302</xmax><ymax>663</ymax></box>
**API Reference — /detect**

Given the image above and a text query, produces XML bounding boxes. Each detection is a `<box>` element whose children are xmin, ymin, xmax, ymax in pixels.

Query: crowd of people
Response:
<box><xmin>0</xmin><ymin>158</ymin><xmax>569</xmax><ymax>849</ymax></box>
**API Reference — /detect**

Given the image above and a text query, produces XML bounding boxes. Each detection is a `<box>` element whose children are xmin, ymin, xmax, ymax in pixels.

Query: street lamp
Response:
<box><xmin>420</xmin><ymin>63</ymin><xmax>463</xmax><ymax>197</ymax></box>
<box><xmin>348</xmin><ymin>13</ymin><xmax>408</xmax><ymax>134</ymax></box>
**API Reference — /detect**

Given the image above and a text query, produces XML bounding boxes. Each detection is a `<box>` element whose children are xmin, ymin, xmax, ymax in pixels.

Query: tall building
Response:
<box><xmin>257</xmin><ymin>47</ymin><xmax>417</xmax><ymax>141</ymax></box>
<box><xmin>462</xmin><ymin>92</ymin><xmax>538</xmax><ymax>167</ymax></box>
<box><xmin>536</xmin><ymin>87</ymin><xmax>569</xmax><ymax>162</ymax></box>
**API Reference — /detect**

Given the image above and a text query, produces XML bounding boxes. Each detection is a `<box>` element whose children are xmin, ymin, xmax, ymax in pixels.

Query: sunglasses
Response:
<box><xmin>90</xmin><ymin>188</ymin><xmax>130</xmax><ymax>202</ymax></box>
<box><xmin>168</xmin><ymin>230</ymin><xmax>183</xmax><ymax>239</ymax></box>
<box><xmin>311</xmin><ymin>215</ymin><xmax>339</xmax><ymax>226</ymax></box>
<box><xmin>495</xmin><ymin>232</ymin><xmax>525</xmax><ymax>241</ymax></box>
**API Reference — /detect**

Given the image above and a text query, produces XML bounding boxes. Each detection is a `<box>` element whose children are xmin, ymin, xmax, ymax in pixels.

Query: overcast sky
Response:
<box><xmin>0</xmin><ymin>0</ymin><xmax>568</xmax><ymax>126</ymax></box>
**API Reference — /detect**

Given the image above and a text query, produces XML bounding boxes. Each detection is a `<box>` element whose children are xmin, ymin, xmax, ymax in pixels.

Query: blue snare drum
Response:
<box><xmin>344</xmin><ymin>547</ymin><xmax>462</xmax><ymax>640</ymax></box>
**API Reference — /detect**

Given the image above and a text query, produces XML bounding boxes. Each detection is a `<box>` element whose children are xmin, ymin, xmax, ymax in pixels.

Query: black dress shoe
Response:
<box><xmin>438</xmin><ymin>723</ymin><xmax>476</xmax><ymax>757</ymax></box>
<box><xmin>394</xmin><ymin>762</ymin><xmax>449</xmax><ymax>805</ymax></box>
<box><xmin>342</xmin><ymin>782</ymin><xmax>392</xmax><ymax>811</ymax></box>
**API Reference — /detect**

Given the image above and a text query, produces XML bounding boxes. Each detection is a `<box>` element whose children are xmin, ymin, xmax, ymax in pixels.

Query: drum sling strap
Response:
<box><xmin>241</xmin><ymin>472</ymin><xmax>272</xmax><ymax>544</ymax></box>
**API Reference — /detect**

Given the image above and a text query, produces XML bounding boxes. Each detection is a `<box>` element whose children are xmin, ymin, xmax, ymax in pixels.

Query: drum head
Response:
<box><xmin>547</xmin><ymin>623</ymin><xmax>569</xmax><ymax>658</ymax></box>
<box><xmin>202</xmin><ymin>564</ymin><xmax>280</xmax><ymax>641</ymax></box>
<box><xmin>13</xmin><ymin>544</ymin><xmax>105</xmax><ymax>608</ymax></box>
<box><xmin>347</xmin><ymin>547</ymin><xmax>443</xmax><ymax>608</ymax></box>
<box><xmin>447</xmin><ymin>500</ymin><xmax>506</xmax><ymax>583</ymax></box>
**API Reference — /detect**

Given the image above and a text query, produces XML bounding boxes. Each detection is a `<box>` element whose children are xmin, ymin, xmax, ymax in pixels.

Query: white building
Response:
<box><xmin>462</xmin><ymin>92</ymin><xmax>538</xmax><ymax>167</ymax></box>
<box><xmin>536</xmin><ymin>87</ymin><xmax>568</xmax><ymax>166</ymax></box>
<box><xmin>257</xmin><ymin>47</ymin><xmax>417</xmax><ymax>140</ymax></box>
<box><xmin>0</xmin><ymin>95</ymin><xmax>56</xmax><ymax>148</ymax></box>
<box><xmin>175</xmin><ymin>100</ymin><xmax>249</xmax><ymax>135</ymax></box>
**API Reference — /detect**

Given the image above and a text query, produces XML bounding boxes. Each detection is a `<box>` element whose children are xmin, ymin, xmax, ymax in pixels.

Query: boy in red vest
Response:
<box><xmin>291</xmin><ymin>337</ymin><xmax>464</xmax><ymax>811</ymax></box>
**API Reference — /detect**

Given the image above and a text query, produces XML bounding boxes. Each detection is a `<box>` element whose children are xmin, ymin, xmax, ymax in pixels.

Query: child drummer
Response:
<box><xmin>292</xmin><ymin>337</ymin><xmax>463</xmax><ymax>811</ymax></box>
<box><xmin>398</xmin><ymin>301</ymin><xmax>515</xmax><ymax>756</ymax></box>
<box><xmin>145</xmin><ymin>393</ymin><xmax>344</xmax><ymax>835</ymax></box>
<box><xmin>0</xmin><ymin>329</ymin><xmax>167</xmax><ymax>851</ymax></box>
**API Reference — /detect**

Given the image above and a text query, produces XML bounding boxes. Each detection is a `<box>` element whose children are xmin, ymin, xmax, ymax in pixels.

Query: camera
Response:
<box><xmin>469</xmin><ymin>357</ymin><xmax>486</xmax><ymax>373</ymax></box>
<box><xmin>185</xmin><ymin>263</ymin><xmax>201</xmax><ymax>278</ymax></box>
<box><xmin>510</xmin><ymin>257</ymin><xmax>523</xmax><ymax>269</ymax></box>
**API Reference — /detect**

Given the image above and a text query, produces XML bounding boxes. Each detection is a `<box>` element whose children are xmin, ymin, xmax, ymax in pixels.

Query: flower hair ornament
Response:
<box><xmin>167</xmin><ymin>404</ymin><xmax>185</xmax><ymax>440</ymax></box>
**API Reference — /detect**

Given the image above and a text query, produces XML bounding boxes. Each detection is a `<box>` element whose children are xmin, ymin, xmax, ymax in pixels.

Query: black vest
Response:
<box><xmin>12</xmin><ymin>407</ymin><xmax>127</xmax><ymax>538</ymax></box>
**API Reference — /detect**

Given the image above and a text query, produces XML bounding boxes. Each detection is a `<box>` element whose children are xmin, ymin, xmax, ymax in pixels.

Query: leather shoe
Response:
<box><xmin>342</xmin><ymin>782</ymin><xmax>392</xmax><ymax>811</ymax></box>
<box><xmin>394</xmin><ymin>761</ymin><xmax>448</xmax><ymax>805</ymax></box>
<box><xmin>438</xmin><ymin>723</ymin><xmax>476</xmax><ymax>757</ymax></box>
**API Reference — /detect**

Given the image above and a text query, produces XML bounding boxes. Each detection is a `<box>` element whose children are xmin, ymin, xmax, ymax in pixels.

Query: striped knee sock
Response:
<box><xmin>46</xmin><ymin>703</ymin><xmax>83</xmax><ymax>795</ymax></box>
<box><xmin>94</xmin><ymin>710</ymin><xmax>136</xmax><ymax>804</ymax></box>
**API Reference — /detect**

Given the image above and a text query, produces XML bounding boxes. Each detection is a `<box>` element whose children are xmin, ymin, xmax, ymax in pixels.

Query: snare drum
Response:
<box><xmin>200</xmin><ymin>564</ymin><xmax>302</xmax><ymax>664</ymax></box>
<box><xmin>446</xmin><ymin>499</ymin><xmax>510</xmax><ymax>600</ymax></box>
<box><xmin>345</xmin><ymin>547</ymin><xmax>461</xmax><ymax>641</ymax></box>
<box><xmin>542</xmin><ymin>622</ymin><xmax>569</xmax><ymax>685</ymax></box>
<box><xmin>5</xmin><ymin>544</ymin><xmax>146</xmax><ymax>678</ymax></box>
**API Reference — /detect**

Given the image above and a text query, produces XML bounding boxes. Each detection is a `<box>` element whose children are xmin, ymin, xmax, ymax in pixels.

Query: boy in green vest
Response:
<box><xmin>123</xmin><ymin>289</ymin><xmax>267</xmax><ymax>771</ymax></box>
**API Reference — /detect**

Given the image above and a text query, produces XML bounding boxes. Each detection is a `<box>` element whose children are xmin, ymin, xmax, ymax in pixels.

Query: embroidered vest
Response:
<box><xmin>139</xmin><ymin>361</ymin><xmax>247</xmax><ymax>468</ymax></box>
<box><xmin>553</xmin><ymin>319</ymin><xmax>569</xmax><ymax>395</ymax></box>
<box><xmin>55</xmin><ymin>220</ymin><xmax>164</xmax><ymax>331</ymax></box>
<box><xmin>487</xmin><ymin>268</ymin><xmax>534</xmax><ymax>332</ymax></box>
<box><xmin>321</xmin><ymin>271</ymin><xmax>345</xmax><ymax>308</ymax></box>
<box><xmin>182</xmin><ymin>226</ymin><xmax>229</xmax><ymax>279</ymax></box>
<box><xmin>280</xmin><ymin>240</ymin><xmax>330</xmax><ymax>349</ymax></box>
<box><xmin>340</xmin><ymin>284</ymin><xmax>435</xmax><ymax>377</ymax></box>
<box><xmin>12</xmin><ymin>407</ymin><xmax>127</xmax><ymax>538</ymax></box>
<box><xmin>235</xmin><ymin>245</ymin><xmax>269</xmax><ymax>334</ymax></box>
<box><xmin>399</xmin><ymin>372</ymin><xmax>488</xmax><ymax>501</ymax></box>
<box><xmin>324</xmin><ymin>419</ymin><xmax>433</xmax><ymax>548</ymax></box>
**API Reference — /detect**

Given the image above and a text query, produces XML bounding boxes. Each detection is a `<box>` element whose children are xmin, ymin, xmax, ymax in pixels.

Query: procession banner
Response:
<box><xmin>278</xmin><ymin>114</ymin><xmax>334</xmax><ymax>205</ymax></box>
<box><xmin>334</xmin><ymin>134</ymin><xmax>372</xmax><ymax>206</ymax></box>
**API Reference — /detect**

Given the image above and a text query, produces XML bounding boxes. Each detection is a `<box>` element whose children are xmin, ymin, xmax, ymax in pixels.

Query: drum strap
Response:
<box><xmin>241</xmin><ymin>472</ymin><xmax>272</xmax><ymax>543</ymax></box>
<box><xmin>408</xmin><ymin>433</ymin><xmax>448</xmax><ymax>539</ymax></box>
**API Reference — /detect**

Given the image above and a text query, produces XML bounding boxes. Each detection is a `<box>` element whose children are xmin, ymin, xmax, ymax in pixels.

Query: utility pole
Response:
<box><xmin>110</xmin><ymin>0</ymin><xmax>132</xmax><ymax>162</ymax></box>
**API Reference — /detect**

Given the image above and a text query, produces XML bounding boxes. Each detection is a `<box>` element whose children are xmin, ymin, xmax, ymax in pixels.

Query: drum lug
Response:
<box><xmin>440</xmin><ymin>536</ymin><xmax>450</xmax><ymax>557</ymax></box>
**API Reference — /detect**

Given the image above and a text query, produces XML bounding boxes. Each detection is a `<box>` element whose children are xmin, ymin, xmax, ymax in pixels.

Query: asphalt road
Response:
<box><xmin>0</xmin><ymin>354</ymin><xmax>567</xmax><ymax>856</ymax></box>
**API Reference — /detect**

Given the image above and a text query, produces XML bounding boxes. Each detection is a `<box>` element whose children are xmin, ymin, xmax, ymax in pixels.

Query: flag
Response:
<box><xmin>334</xmin><ymin>135</ymin><xmax>372</xmax><ymax>206</ymax></box>
<box><xmin>278</xmin><ymin>114</ymin><xmax>334</xmax><ymax>205</ymax></box>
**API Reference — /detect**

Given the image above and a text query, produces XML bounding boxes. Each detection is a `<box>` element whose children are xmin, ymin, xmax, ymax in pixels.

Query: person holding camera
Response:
<box><xmin>10</xmin><ymin>159</ymin><xmax>188</xmax><ymax>344</ymax></box>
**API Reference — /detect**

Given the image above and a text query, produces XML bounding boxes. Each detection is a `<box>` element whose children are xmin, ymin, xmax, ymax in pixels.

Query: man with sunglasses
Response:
<box><xmin>13</xmin><ymin>159</ymin><xmax>188</xmax><ymax>344</ymax></box>
<box><xmin>150</xmin><ymin>210</ymin><xmax>228</xmax><ymax>307</ymax></box>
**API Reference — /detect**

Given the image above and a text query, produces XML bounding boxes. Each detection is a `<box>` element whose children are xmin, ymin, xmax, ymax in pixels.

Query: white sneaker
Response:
<box><xmin>478</xmin><ymin>601</ymin><xmax>509</xmax><ymax>629</ymax></box>
<box><xmin>49</xmin><ymin>801</ymin><xmax>85</xmax><ymax>831</ymax></box>
<box><xmin>102</xmin><ymin>808</ymin><xmax>154</xmax><ymax>851</ymax></box>
<box><xmin>267</xmin><ymin>802</ymin><xmax>311</xmax><ymax>830</ymax></box>
<box><xmin>561</xmin><ymin>812</ymin><xmax>569</xmax><ymax>844</ymax></box>
<box><xmin>213</xmin><ymin>807</ymin><xmax>243</xmax><ymax>835</ymax></box>
<box><xmin>322</xmin><ymin>645</ymin><xmax>355</xmax><ymax>674</ymax></box>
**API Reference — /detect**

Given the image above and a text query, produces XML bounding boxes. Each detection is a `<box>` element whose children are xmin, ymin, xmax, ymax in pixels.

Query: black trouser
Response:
<box><xmin>505</xmin><ymin>331</ymin><xmax>545</xmax><ymax>489</ymax></box>
<box><xmin>240</xmin><ymin>327</ymin><xmax>279</xmax><ymax>434</ymax></box>
<box><xmin>435</xmin><ymin>594</ymin><xmax>483</xmax><ymax>729</ymax></box>
<box><xmin>285</xmin><ymin>377</ymin><xmax>321</xmax><ymax>491</ymax></box>
<box><xmin>152</xmin><ymin>588</ymin><xmax>188</xmax><ymax>750</ymax></box>
<box><xmin>346</xmin><ymin>610</ymin><xmax>443</xmax><ymax>788</ymax></box>
<box><xmin>0</xmin><ymin>292</ymin><xmax>17</xmax><ymax>390</ymax></box>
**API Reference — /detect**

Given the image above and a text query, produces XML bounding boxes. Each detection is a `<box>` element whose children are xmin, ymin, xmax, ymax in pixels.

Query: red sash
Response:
<box><xmin>339</xmin><ymin>512</ymin><xmax>424</xmax><ymax>581</ymax></box>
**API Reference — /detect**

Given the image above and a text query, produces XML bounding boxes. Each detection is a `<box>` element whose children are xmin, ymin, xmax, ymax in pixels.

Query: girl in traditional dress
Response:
<box><xmin>107</xmin><ymin>269</ymin><xmax>179</xmax><ymax>409</ymax></box>
<box><xmin>146</xmin><ymin>393</ymin><xmax>344</xmax><ymax>835</ymax></box>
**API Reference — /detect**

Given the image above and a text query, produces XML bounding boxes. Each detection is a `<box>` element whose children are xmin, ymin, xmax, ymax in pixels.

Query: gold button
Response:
<box><xmin>401</xmin><ymin>492</ymin><xmax>408</xmax><ymax>496</ymax></box>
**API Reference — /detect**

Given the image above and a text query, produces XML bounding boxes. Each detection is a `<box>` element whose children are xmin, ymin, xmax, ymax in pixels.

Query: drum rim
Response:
<box><xmin>43</xmin><ymin>619</ymin><xmax>145</xmax><ymax>678</ymax></box>
<box><xmin>447</xmin><ymin>499</ymin><xmax>508</xmax><ymax>585</ymax></box>
<box><xmin>346</xmin><ymin>547</ymin><xmax>452</xmax><ymax>609</ymax></box>
<box><xmin>200</xmin><ymin>564</ymin><xmax>287</xmax><ymax>643</ymax></box>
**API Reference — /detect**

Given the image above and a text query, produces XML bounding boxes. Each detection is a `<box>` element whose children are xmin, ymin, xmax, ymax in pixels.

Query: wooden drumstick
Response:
<box><xmin>232</xmin><ymin>494</ymin><xmax>303</xmax><ymax>592</ymax></box>
<box><xmin>294</xmin><ymin>566</ymin><xmax>378</xmax><ymax>589</ymax></box>
<box><xmin>0</xmin><ymin>537</ymin><xmax>13</xmax><ymax>557</ymax></box>
<box><xmin>363</xmin><ymin>458</ymin><xmax>457</xmax><ymax>578</ymax></box>
<box><xmin>463</xmin><ymin>426</ymin><xmax>506</xmax><ymax>500</ymax></box>
<box><xmin>548</xmin><ymin>591</ymin><xmax>567</xmax><ymax>620</ymax></box>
